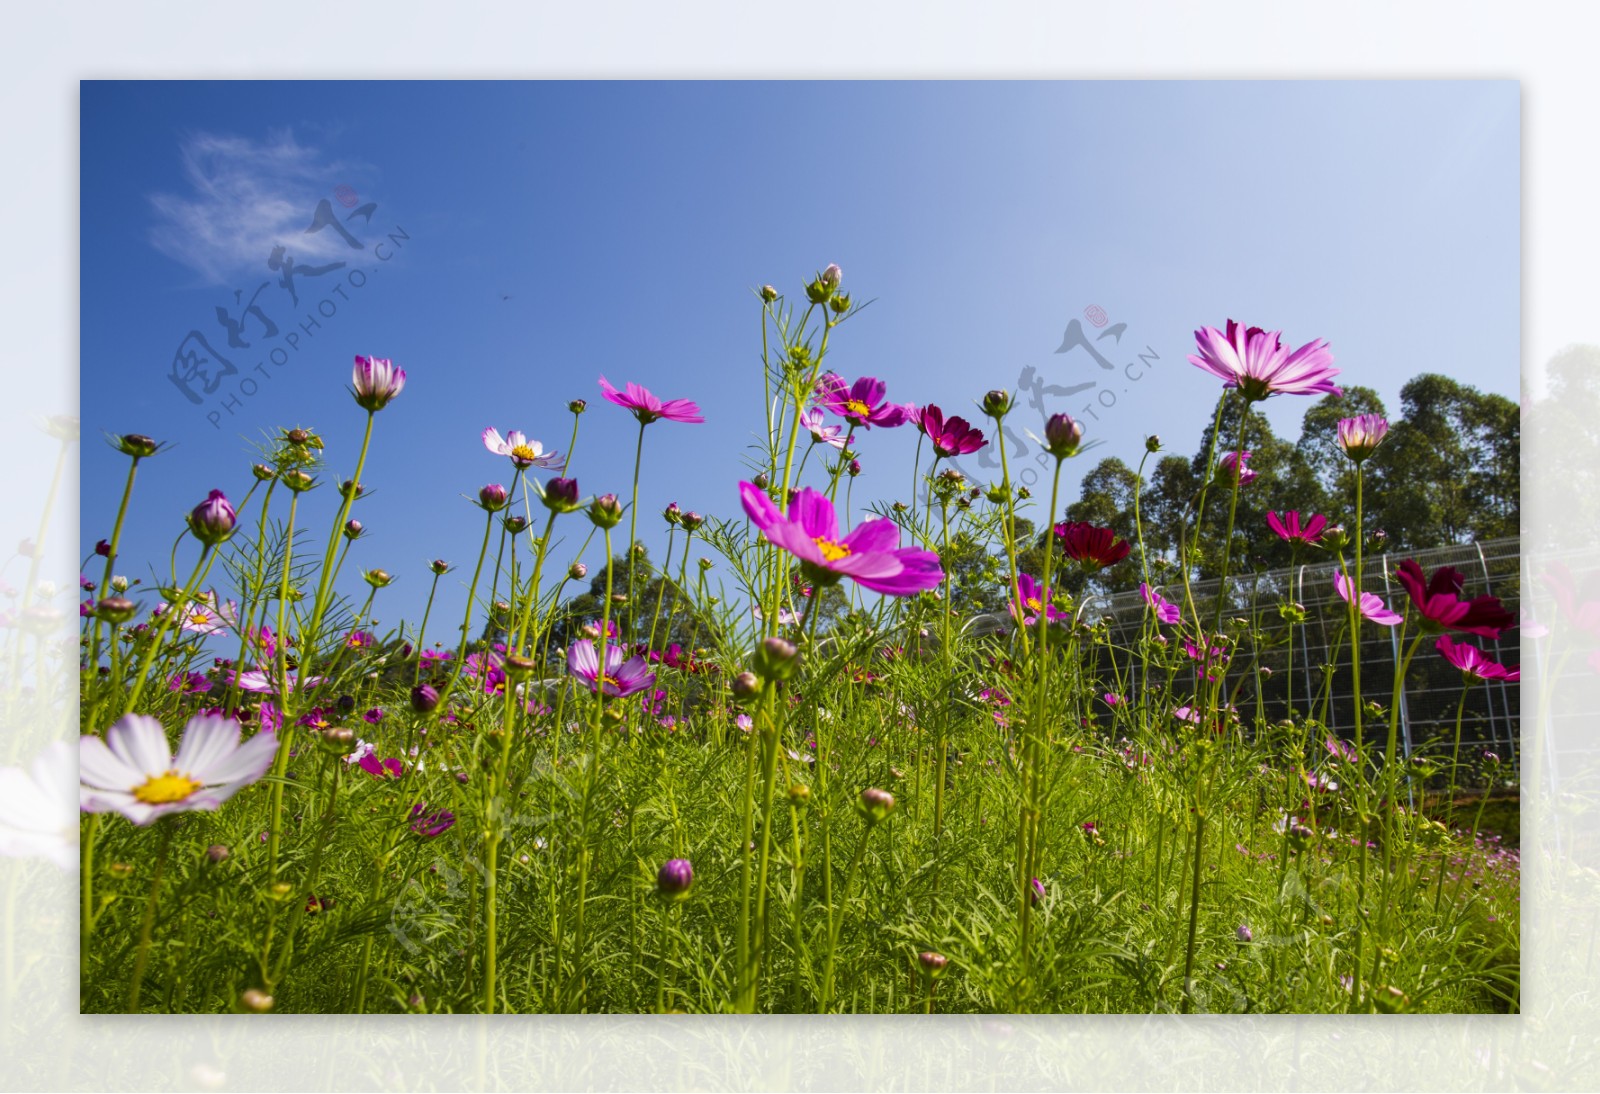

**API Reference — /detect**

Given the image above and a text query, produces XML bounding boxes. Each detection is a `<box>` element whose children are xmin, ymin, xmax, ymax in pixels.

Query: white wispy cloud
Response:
<box><xmin>148</xmin><ymin>130</ymin><xmax>368</xmax><ymax>285</ymax></box>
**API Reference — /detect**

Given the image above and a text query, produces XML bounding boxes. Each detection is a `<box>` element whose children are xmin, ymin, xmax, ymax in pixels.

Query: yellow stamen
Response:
<box><xmin>813</xmin><ymin>537</ymin><xmax>852</xmax><ymax>563</ymax></box>
<box><xmin>511</xmin><ymin>443</ymin><xmax>537</xmax><ymax>462</ymax></box>
<box><xmin>133</xmin><ymin>770</ymin><xmax>202</xmax><ymax>805</ymax></box>
<box><xmin>842</xmin><ymin>399</ymin><xmax>872</xmax><ymax>419</ymax></box>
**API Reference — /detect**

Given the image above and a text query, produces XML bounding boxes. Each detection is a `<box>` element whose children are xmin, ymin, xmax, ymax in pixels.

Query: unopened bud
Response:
<box><xmin>117</xmin><ymin>434</ymin><xmax>160</xmax><ymax>459</ymax></box>
<box><xmin>343</xmin><ymin>519</ymin><xmax>363</xmax><ymax>540</ymax></box>
<box><xmin>240</xmin><ymin>989</ymin><xmax>274</xmax><ymax>1013</ymax></box>
<box><xmin>568</xmin><ymin>562</ymin><xmax>588</xmax><ymax>581</ymax></box>
<box><xmin>589</xmin><ymin>493</ymin><xmax>624</xmax><ymax>529</ymax></box>
<box><xmin>982</xmin><ymin>390</ymin><xmax>1012</xmax><ymax>418</ymax></box>
<box><xmin>730</xmin><ymin>671</ymin><xmax>763</xmax><ymax>705</ymax></box>
<box><xmin>754</xmin><ymin>636</ymin><xmax>801</xmax><ymax>681</ymax></box>
<box><xmin>410</xmin><ymin>684</ymin><xmax>440</xmax><ymax>713</ymax></box>
<box><xmin>858</xmin><ymin>786</ymin><xmax>895</xmax><ymax>824</ymax></box>
<box><xmin>478</xmin><ymin>484</ymin><xmax>510</xmax><ymax>512</ymax></box>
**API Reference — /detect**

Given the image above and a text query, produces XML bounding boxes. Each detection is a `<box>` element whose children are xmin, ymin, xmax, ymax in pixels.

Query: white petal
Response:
<box><xmin>78</xmin><ymin>734</ymin><xmax>142</xmax><ymax>791</ymax></box>
<box><xmin>105</xmin><ymin>715</ymin><xmax>172</xmax><ymax>777</ymax></box>
<box><xmin>172</xmin><ymin>715</ymin><xmax>242</xmax><ymax>780</ymax></box>
<box><xmin>197</xmin><ymin>731</ymin><xmax>278</xmax><ymax>787</ymax></box>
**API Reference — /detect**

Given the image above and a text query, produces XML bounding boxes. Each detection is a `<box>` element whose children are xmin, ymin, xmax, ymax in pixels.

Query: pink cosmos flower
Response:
<box><xmin>1187</xmin><ymin>320</ymin><xmax>1341</xmax><ymax>400</ymax></box>
<box><xmin>233</xmin><ymin>669</ymin><xmax>324</xmax><ymax>693</ymax></box>
<box><xmin>597</xmin><ymin>376</ymin><xmax>704</xmax><ymax>425</ymax></box>
<box><xmin>351</xmin><ymin>355</ymin><xmax>406</xmax><ymax>412</ymax></box>
<box><xmin>1334</xmin><ymin>570</ymin><xmax>1403</xmax><ymax>626</ymax></box>
<box><xmin>1011</xmin><ymin>573</ymin><xmax>1067</xmax><ymax>627</ymax></box>
<box><xmin>482</xmin><ymin>428</ymin><xmax>564</xmax><ymax>470</ymax></box>
<box><xmin>169</xmin><ymin>590</ymin><xmax>237</xmax><ymax>636</ymax></box>
<box><xmin>1395</xmin><ymin>560</ymin><xmax>1516</xmax><ymax>638</ymax></box>
<box><xmin>1266</xmin><ymin>510</ymin><xmax>1327</xmax><ymax>546</ymax></box>
<box><xmin>1140</xmin><ymin>583</ymin><xmax>1181</xmax><ymax>625</ymax></box>
<box><xmin>1435</xmin><ymin>635</ymin><xmax>1520</xmax><ymax>682</ymax></box>
<box><xmin>409</xmin><ymin>803</ymin><xmax>456</xmax><ymax>837</ymax></box>
<box><xmin>567</xmin><ymin>639</ymin><xmax>656</xmax><ymax>698</ymax></box>
<box><xmin>1337</xmin><ymin>414</ymin><xmax>1389</xmax><ymax>462</ymax></box>
<box><xmin>814</xmin><ymin>373</ymin><xmax>910</xmax><ymax>429</ymax></box>
<box><xmin>1218</xmin><ymin>451</ymin><xmax>1257</xmax><ymax>486</ymax></box>
<box><xmin>798</xmin><ymin>408</ymin><xmax>847</xmax><ymax>450</ymax></box>
<box><xmin>738</xmin><ymin>481</ymin><xmax>942</xmax><ymax>597</ymax></box>
<box><xmin>917</xmin><ymin>405</ymin><xmax>987</xmax><ymax>458</ymax></box>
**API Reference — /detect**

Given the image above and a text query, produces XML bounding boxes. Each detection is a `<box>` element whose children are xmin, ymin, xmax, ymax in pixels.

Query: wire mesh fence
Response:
<box><xmin>1082</xmin><ymin>537</ymin><xmax>1522</xmax><ymax>770</ymax></box>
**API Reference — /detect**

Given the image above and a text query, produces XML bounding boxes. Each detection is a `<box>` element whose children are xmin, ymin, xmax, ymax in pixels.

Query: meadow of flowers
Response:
<box><xmin>75</xmin><ymin>266</ymin><xmax>1519</xmax><ymax>1014</ymax></box>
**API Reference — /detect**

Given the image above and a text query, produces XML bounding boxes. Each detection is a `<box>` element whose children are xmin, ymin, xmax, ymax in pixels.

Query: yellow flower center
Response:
<box><xmin>510</xmin><ymin>443</ymin><xmax>537</xmax><ymax>462</ymax></box>
<box><xmin>1026</xmin><ymin>597</ymin><xmax>1042</xmax><ymax>612</ymax></box>
<box><xmin>842</xmin><ymin>399</ymin><xmax>871</xmax><ymax>419</ymax></box>
<box><xmin>813</xmin><ymin>537</ymin><xmax>852</xmax><ymax>563</ymax></box>
<box><xmin>133</xmin><ymin>770</ymin><xmax>202</xmax><ymax>805</ymax></box>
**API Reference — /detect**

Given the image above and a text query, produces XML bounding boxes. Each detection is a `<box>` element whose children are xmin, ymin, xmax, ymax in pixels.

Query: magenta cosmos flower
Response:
<box><xmin>187</xmin><ymin>489</ymin><xmax>237</xmax><ymax>545</ymax></box>
<box><xmin>739</xmin><ymin>481</ymin><xmax>942</xmax><ymax>596</ymax></box>
<box><xmin>814</xmin><ymin>373</ymin><xmax>910</xmax><ymax>429</ymax></box>
<box><xmin>1188</xmin><ymin>320</ymin><xmax>1341</xmax><ymax>401</ymax></box>
<box><xmin>916</xmin><ymin>405</ymin><xmax>987</xmax><ymax>458</ymax></box>
<box><xmin>1141</xmin><ymin>583</ymin><xmax>1181</xmax><ymax>625</ymax></box>
<box><xmin>1435</xmin><ymin>635</ymin><xmax>1519</xmax><ymax>682</ymax></box>
<box><xmin>1395</xmin><ymin>560</ymin><xmax>1516</xmax><ymax>638</ymax></box>
<box><xmin>1011</xmin><ymin>573</ymin><xmax>1067</xmax><ymax>627</ymax></box>
<box><xmin>567</xmin><ymin>638</ymin><xmax>656</xmax><ymax>698</ymax></box>
<box><xmin>1054</xmin><ymin>521</ymin><xmax>1131</xmax><ymax>571</ymax></box>
<box><xmin>1266</xmin><ymin>510</ymin><xmax>1327</xmax><ymax>546</ymax></box>
<box><xmin>352</xmin><ymin>355</ymin><xmax>407</xmax><ymax>412</ymax></box>
<box><xmin>482</xmin><ymin>428</ymin><xmax>563</xmax><ymax>470</ymax></box>
<box><xmin>1334</xmin><ymin>571</ymin><xmax>1402</xmax><ymax>627</ymax></box>
<box><xmin>598</xmin><ymin>376</ymin><xmax>704</xmax><ymax>425</ymax></box>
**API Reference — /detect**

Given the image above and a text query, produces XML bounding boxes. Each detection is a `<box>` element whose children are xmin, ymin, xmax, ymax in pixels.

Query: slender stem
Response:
<box><xmin>125</xmin><ymin>822</ymin><xmax>173</xmax><ymax>1013</ymax></box>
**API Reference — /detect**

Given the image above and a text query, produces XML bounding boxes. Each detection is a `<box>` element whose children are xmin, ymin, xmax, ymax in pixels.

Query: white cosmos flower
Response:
<box><xmin>79</xmin><ymin>714</ymin><xmax>278</xmax><ymax>826</ymax></box>
<box><xmin>232</xmin><ymin>669</ymin><xmax>323</xmax><ymax>693</ymax></box>
<box><xmin>482</xmin><ymin>428</ymin><xmax>564</xmax><ymax>471</ymax></box>
<box><xmin>0</xmin><ymin>741</ymin><xmax>77</xmax><ymax>869</ymax></box>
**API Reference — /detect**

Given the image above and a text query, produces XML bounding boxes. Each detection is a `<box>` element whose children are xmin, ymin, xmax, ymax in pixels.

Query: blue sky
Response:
<box><xmin>80</xmin><ymin>80</ymin><xmax>1518</xmax><ymax>634</ymax></box>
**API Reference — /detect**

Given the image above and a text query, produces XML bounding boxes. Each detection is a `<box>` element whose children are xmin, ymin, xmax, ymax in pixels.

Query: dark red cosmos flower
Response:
<box><xmin>1053</xmin><ymin>521</ymin><xmax>1132</xmax><ymax>571</ymax></box>
<box><xmin>916</xmin><ymin>405</ymin><xmax>987</xmax><ymax>458</ymax></box>
<box><xmin>1394</xmin><ymin>559</ymin><xmax>1515</xmax><ymax>638</ymax></box>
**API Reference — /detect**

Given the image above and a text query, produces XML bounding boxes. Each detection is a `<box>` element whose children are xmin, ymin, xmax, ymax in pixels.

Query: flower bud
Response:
<box><xmin>699</xmin><ymin>557</ymin><xmax>713</xmax><ymax>571</ymax></box>
<box><xmin>788</xmin><ymin>783</ymin><xmax>811</xmax><ymax>806</ymax></box>
<box><xmin>96</xmin><ymin>596</ymin><xmax>136</xmax><ymax>623</ymax></box>
<box><xmin>568</xmin><ymin>562</ymin><xmax>588</xmax><ymax>581</ymax></box>
<box><xmin>984</xmin><ymin>483</ymin><xmax>1009</xmax><ymax>505</ymax></box>
<box><xmin>680</xmin><ymin>511</ymin><xmax>704</xmax><ymax>532</ymax></box>
<box><xmin>568</xmin><ymin>399</ymin><xmax>587</xmax><ymax>415</ymax></box>
<box><xmin>1145</xmin><ymin>434</ymin><xmax>1162</xmax><ymax>453</ymax></box>
<box><xmin>730</xmin><ymin>671</ymin><xmax>763</xmax><ymax>705</ymax></box>
<box><xmin>340</xmin><ymin>480</ymin><xmax>366</xmax><ymax>501</ymax></box>
<box><xmin>335</xmin><ymin>694</ymin><xmax>356</xmax><ymax>715</ymax></box>
<box><xmin>283</xmin><ymin>470</ymin><xmax>316</xmax><ymax>493</ymax></box>
<box><xmin>503</xmin><ymin>653</ymin><xmax>539</xmax><ymax>679</ymax></box>
<box><xmin>343</xmin><ymin>519</ymin><xmax>364</xmax><ymax>540</ymax></box>
<box><xmin>95</xmin><ymin>538</ymin><xmax>113</xmax><ymax>557</ymax></box>
<box><xmin>917</xmin><ymin>951</ymin><xmax>949</xmax><ymax>977</ymax></box>
<box><xmin>318</xmin><ymin>726</ymin><xmax>357</xmax><ymax>755</ymax></box>
<box><xmin>478</xmin><ymin>484</ymin><xmax>510</xmax><ymax>512</ymax></box>
<box><xmin>760</xmin><ymin>284</ymin><xmax>779</xmax><ymax>303</ymax></box>
<box><xmin>1043</xmin><ymin>412</ymin><xmax>1085</xmax><ymax>458</ymax></box>
<box><xmin>430</xmin><ymin>559</ymin><xmax>451</xmax><ymax>575</ymax></box>
<box><xmin>503</xmin><ymin>515</ymin><xmax>529</xmax><ymax>535</ymax></box>
<box><xmin>410</xmin><ymin>684</ymin><xmax>440</xmax><ymax>713</ymax></box>
<box><xmin>110</xmin><ymin>576</ymin><xmax>129</xmax><ymax>593</ymax></box>
<box><xmin>117</xmin><ymin>433</ymin><xmax>160</xmax><ymax>459</ymax></box>
<box><xmin>286</xmin><ymin>428</ymin><xmax>311</xmax><ymax>445</ymax></box>
<box><xmin>240</xmin><ymin>989</ymin><xmax>274</xmax><ymax>1013</ymax></box>
<box><xmin>1028</xmin><ymin>877</ymin><xmax>1046</xmax><ymax>906</ymax></box>
<box><xmin>754</xmin><ymin>636</ymin><xmax>801</xmax><ymax>681</ymax></box>
<box><xmin>542</xmin><ymin>477</ymin><xmax>581</xmax><ymax>514</ymax></box>
<box><xmin>982</xmin><ymin>390</ymin><xmax>1012</xmax><ymax>418</ymax></box>
<box><xmin>858</xmin><ymin>786</ymin><xmax>895</xmax><ymax>825</ymax></box>
<box><xmin>1320</xmin><ymin>524</ymin><xmax>1350</xmax><ymax>551</ymax></box>
<box><xmin>821</xmin><ymin>263</ymin><xmax>842</xmax><ymax>290</ymax></box>
<box><xmin>663</xmin><ymin>502</ymin><xmax>682</xmax><ymax>526</ymax></box>
<box><xmin>588</xmin><ymin>493</ymin><xmax>624</xmax><ymax>529</ymax></box>
<box><xmin>829</xmin><ymin>292</ymin><xmax>852</xmax><ymax>315</ymax></box>
<box><xmin>206</xmin><ymin>844</ymin><xmax>230</xmax><ymax>863</ymax></box>
<box><xmin>187</xmin><ymin>490</ymin><xmax>238</xmax><ymax>545</ymax></box>
<box><xmin>752</xmin><ymin>472</ymin><xmax>769</xmax><ymax>490</ymax></box>
<box><xmin>656</xmin><ymin>858</ymin><xmax>694</xmax><ymax>901</ymax></box>
<box><xmin>847</xmin><ymin>459</ymin><xmax>861</xmax><ymax>477</ymax></box>
<box><xmin>363</xmin><ymin>569</ymin><xmax>393</xmax><ymax>589</ymax></box>
<box><xmin>1236</xmin><ymin>924</ymin><xmax>1253</xmax><ymax>943</ymax></box>
<box><xmin>252</xmin><ymin>463</ymin><xmax>277</xmax><ymax>481</ymax></box>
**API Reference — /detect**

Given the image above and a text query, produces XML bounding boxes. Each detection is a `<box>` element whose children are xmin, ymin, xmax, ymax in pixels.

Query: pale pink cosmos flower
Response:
<box><xmin>482</xmin><ymin>428</ymin><xmax>563</xmax><ymax>470</ymax></box>
<box><xmin>351</xmin><ymin>355</ymin><xmax>406</xmax><ymax>412</ymax></box>
<box><xmin>80</xmin><ymin>714</ymin><xmax>278</xmax><ymax>826</ymax></box>
<box><xmin>799</xmin><ymin>407</ymin><xmax>847</xmax><ymax>450</ymax></box>
<box><xmin>1334</xmin><ymin>571</ymin><xmax>1402</xmax><ymax>626</ymax></box>
<box><xmin>1337</xmin><ymin>414</ymin><xmax>1389</xmax><ymax>462</ymax></box>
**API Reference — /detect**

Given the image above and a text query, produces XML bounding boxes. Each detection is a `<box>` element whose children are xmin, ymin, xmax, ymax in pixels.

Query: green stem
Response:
<box><xmin>125</xmin><ymin>821</ymin><xmax>173</xmax><ymax>1013</ymax></box>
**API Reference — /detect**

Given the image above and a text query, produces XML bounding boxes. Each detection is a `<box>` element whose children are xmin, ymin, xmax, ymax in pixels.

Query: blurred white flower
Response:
<box><xmin>0</xmin><ymin>741</ymin><xmax>77</xmax><ymax>869</ymax></box>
